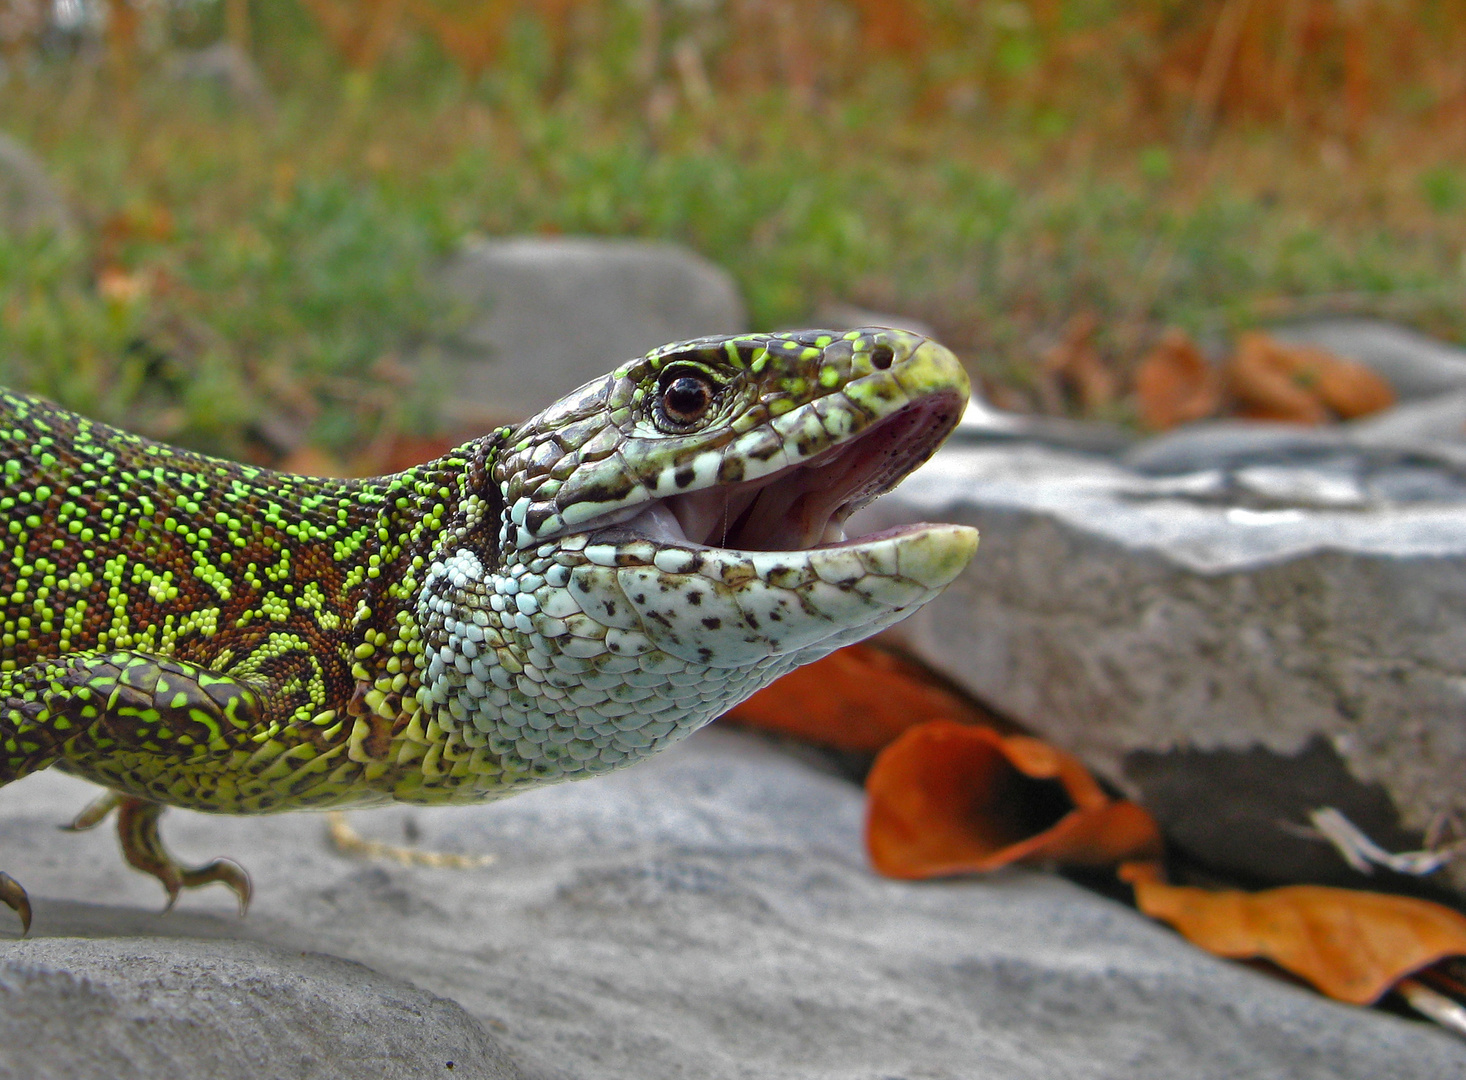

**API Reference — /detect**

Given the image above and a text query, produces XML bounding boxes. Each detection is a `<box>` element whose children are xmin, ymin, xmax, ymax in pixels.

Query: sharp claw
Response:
<box><xmin>114</xmin><ymin>797</ymin><xmax>252</xmax><ymax>916</ymax></box>
<box><xmin>181</xmin><ymin>858</ymin><xmax>253</xmax><ymax>917</ymax></box>
<box><xmin>0</xmin><ymin>872</ymin><xmax>32</xmax><ymax>936</ymax></box>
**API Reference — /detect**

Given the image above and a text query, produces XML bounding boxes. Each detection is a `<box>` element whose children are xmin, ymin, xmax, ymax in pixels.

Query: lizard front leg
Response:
<box><xmin>0</xmin><ymin>649</ymin><xmax>273</xmax><ymax>932</ymax></box>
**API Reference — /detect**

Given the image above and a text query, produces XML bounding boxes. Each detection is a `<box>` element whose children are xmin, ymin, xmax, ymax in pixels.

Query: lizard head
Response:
<box><xmin>493</xmin><ymin>326</ymin><xmax>978</xmax><ymax>664</ymax></box>
<box><xmin>498</xmin><ymin>327</ymin><xmax>971</xmax><ymax>550</ymax></box>
<box><xmin>416</xmin><ymin>328</ymin><xmax>977</xmax><ymax>786</ymax></box>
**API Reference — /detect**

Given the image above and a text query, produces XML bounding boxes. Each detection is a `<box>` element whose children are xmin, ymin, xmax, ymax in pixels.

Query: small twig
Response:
<box><xmin>1399</xmin><ymin>978</ymin><xmax>1466</xmax><ymax>1039</ymax></box>
<box><xmin>1302</xmin><ymin>807</ymin><xmax>1457</xmax><ymax>877</ymax></box>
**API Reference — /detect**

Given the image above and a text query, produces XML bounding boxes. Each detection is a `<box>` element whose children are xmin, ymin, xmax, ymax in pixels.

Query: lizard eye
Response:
<box><xmin>657</xmin><ymin>371</ymin><xmax>716</xmax><ymax>429</ymax></box>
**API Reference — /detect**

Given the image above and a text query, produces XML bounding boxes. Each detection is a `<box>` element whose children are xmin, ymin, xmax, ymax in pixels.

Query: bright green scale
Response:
<box><xmin>0</xmin><ymin>328</ymin><xmax>978</xmax><ymax>930</ymax></box>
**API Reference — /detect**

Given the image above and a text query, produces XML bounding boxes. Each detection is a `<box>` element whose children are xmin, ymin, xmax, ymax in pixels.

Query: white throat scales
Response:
<box><xmin>412</xmin><ymin>524</ymin><xmax>974</xmax><ymax>793</ymax></box>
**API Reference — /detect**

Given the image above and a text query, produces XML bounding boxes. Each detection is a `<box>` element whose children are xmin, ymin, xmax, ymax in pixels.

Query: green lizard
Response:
<box><xmin>0</xmin><ymin>327</ymin><xmax>977</xmax><ymax>931</ymax></box>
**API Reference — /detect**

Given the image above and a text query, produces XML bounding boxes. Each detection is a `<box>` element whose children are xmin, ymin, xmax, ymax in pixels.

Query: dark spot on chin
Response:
<box><xmin>634</xmin><ymin>593</ymin><xmax>646</xmax><ymax>603</ymax></box>
<box><xmin>701</xmin><ymin>617</ymin><xmax>722</xmax><ymax>630</ymax></box>
<box><xmin>674</xmin><ymin>465</ymin><xmax>696</xmax><ymax>488</ymax></box>
<box><xmin>687</xmin><ymin>591</ymin><xmax>703</xmax><ymax>606</ymax></box>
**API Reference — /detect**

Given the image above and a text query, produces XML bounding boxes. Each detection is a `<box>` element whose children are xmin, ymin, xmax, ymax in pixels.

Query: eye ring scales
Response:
<box><xmin>658</xmin><ymin>371</ymin><xmax>716</xmax><ymax>429</ymax></box>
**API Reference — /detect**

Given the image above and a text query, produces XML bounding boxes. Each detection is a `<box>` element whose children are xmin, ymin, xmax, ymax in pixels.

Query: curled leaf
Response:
<box><xmin>1134</xmin><ymin>329</ymin><xmax>1221</xmax><ymax>430</ymax></box>
<box><xmin>1121</xmin><ymin>862</ymin><xmax>1466</xmax><ymax>1005</ymax></box>
<box><xmin>1226</xmin><ymin>332</ymin><xmax>1394</xmax><ymax>424</ymax></box>
<box><xmin>725</xmin><ymin>644</ymin><xmax>995</xmax><ymax>753</ymax></box>
<box><xmin>866</xmin><ymin>720</ymin><xmax>1162</xmax><ymax>879</ymax></box>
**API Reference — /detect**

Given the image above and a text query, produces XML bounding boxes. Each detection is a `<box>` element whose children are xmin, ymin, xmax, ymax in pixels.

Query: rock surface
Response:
<box><xmin>431</xmin><ymin>237</ymin><xmax>747</xmax><ymax>425</ymax></box>
<box><xmin>0</xmin><ymin>133</ymin><xmax>76</xmax><ymax>239</ymax></box>
<box><xmin>1</xmin><ymin>729</ymin><xmax>1460</xmax><ymax>1079</ymax></box>
<box><xmin>166</xmin><ymin>43</ymin><xmax>275</xmax><ymax>111</ymax></box>
<box><xmin>0</xmin><ymin>938</ymin><xmax>521</xmax><ymax>1080</ymax></box>
<box><xmin>861</xmin><ymin>318</ymin><xmax>1466</xmax><ymax>899</ymax></box>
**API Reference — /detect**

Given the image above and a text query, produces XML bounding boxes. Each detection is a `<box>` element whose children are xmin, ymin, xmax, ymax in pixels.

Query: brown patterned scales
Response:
<box><xmin>0</xmin><ymin>328</ymin><xmax>978</xmax><ymax>930</ymax></box>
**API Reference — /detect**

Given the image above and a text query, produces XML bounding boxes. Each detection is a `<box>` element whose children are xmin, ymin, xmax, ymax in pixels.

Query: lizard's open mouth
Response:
<box><xmin>617</xmin><ymin>390</ymin><xmax>965</xmax><ymax>553</ymax></box>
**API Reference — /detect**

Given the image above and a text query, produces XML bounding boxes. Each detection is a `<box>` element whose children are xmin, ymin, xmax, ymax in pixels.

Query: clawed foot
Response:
<box><xmin>0</xmin><ymin>871</ymin><xmax>32</xmax><ymax>935</ymax></box>
<box><xmin>66</xmin><ymin>792</ymin><xmax>252</xmax><ymax>916</ymax></box>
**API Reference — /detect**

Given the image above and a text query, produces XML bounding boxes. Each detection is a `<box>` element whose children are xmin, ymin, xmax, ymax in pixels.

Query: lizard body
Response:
<box><xmin>0</xmin><ymin>327</ymin><xmax>977</xmax><ymax>928</ymax></box>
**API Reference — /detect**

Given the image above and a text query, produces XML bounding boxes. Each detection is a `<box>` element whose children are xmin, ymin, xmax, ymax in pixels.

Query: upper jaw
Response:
<box><xmin>597</xmin><ymin>386</ymin><xmax>966</xmax><ymax>554</ymax></box>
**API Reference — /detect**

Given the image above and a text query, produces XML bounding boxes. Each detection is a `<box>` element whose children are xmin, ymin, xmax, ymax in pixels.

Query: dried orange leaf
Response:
<box><xmin>725</xmin><ymin>644</ymin><xmax>995</xmax><ymax>753</ymax></box>
<box><xmin>1227</xmin><ymin>331</ymin><xmax>1331</xmax><ymax>424</ymax></box>
<box><xmin>1309</xmin><ymin>348</ymin><xmax>1395</xmax><ymax>419</ymax></box>
<box><xmin>866</xmin><ymin>720</ymin><xmax>1162</xmax><ymax>879</ymax></box>
<box><xmin>1226</xmin><ymin>331</ymin><xmax>1394</xmax><ymax>424</ymax></box>
<box><xmin>1121</xmin><ymin>863</ymin><xmax>1466</xmax><ymax>1005</ymax></box>
<box><xmin>1134</xmin><ymin>329</ymin><xmax>1221</xmax><ymax>430</ymax></box>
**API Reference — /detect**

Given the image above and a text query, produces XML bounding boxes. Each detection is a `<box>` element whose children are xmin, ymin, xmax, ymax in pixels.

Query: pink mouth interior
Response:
<box><xmin>622</xmin><ymin>390</ymin><xmax>964</xmax><ymax>552</ymax></box>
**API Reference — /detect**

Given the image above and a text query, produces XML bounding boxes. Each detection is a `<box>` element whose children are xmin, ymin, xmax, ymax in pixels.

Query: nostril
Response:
<box><xmin>870</xmin><ymin>344</ymin><xmax>895</xmax><ymax>370</ymax></box>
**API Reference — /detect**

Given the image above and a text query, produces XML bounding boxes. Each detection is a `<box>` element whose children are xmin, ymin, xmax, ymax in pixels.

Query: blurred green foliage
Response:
<box><xmin>1</xmin><ymin>0</ymin><xmax>1465</xmax><ymax>454</ymax></box>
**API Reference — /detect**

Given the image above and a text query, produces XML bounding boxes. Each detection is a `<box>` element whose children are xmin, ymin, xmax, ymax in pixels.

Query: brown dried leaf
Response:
<box><xmin>1042</xmin><ymin>311</ymin><xmax>1118</xmax><ymax>414</ymax></box>
<box><xmin>725</xmin><ymin>644</ymin><xmax>995</xmax><ymax>753</ymax></box>
<box><xmin>1227</xmin><ymin>331</ymin><xmax>1331</xmax><ymax>423</ymax></box>
<box><xmin>1121</xmin><ymin>862</ymin><xmax>1466</xmax><ymax>1005</ymax></box>
<box><xmin>1134</xmin><ymin>329</ymin><xmax>1221</xmax><ymax>430</ymax></box>
<box><xmin>1226</xmin><ymin>331</ymin><xmax>1393</xmax><ymax>423</ymax></box>
<box><xmin>1310</xmin><ymin>347</ymin><xmax>1396</xmax><ymax>418</ymax></box>
<box><xmin>866</xmin><ymin>720</ymin><xmax>1162</xmax><ymax>880</ymax></box>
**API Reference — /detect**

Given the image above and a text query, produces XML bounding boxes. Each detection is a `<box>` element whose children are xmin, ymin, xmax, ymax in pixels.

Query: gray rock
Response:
<box><xmin>0</xmin><ymin>937</ymin><xmax>522</xmax><ymax>1080</ymax></box>
<box><xmin>1123</xmin><ymin>420</ymin><xmax>1355</xmax><ymax>474</ymax></box>
<box><xmin>1347</xmin><ymin>388</ymin><xmax>1466</xmax><ymax>448</ymax></box>
<box><xmin>858</xmin><ymin>441</ymin><xmax>1466</xmax><ymax>897</ymax></box>
<box><xmin>431</xmin><ymin>237</ymin><xmax>746</xmax><ymax>426</ymax></box>
<box><xmin>166</xmin><ymin>43</ymin><xmax>274</xmax><ymax>111</ymax></box>
<box><xmin>959</xmin><ymin>395</ymin><xmax>1138</xmax><ymax>456</ymax></box>
<box><xmin>1121</xmin><ymin>417</ymin><xmax>1466</xmax><ymax>496</ymax></box>
<box><xmin>0</xmin><ymin>133</ymin><xmax>75</xmax><ymax>239</ymax></box>
<box><xmin>1271</xmin><ymin>317</ymin><xmax>1466</xmax><ymax>401</ymax></box>
<box><xmin>1</xmin><ymin>730</ymin><xmax>1461</xmax><ymax>1079</ymax></box>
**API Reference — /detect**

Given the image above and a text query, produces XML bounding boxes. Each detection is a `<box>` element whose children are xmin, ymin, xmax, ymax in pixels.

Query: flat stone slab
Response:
<box><xmin>431</xmin><ymin>237</ymin><xmax>746</xmax><ymax>426</ymax></box>
<box><xmin>858</xmin><ymin>438</ymin><xmax>1466</xmax><ymax>897</ymax></box>
<box><xmin>0</xmin><ymin>938</ymin><xmax>521</xmax><ymax>1080</ymax></box>
<box><xmin>1</xmin><ymin>729</ymin><xmax>1459</xmax><ymax>1079</ymax></box>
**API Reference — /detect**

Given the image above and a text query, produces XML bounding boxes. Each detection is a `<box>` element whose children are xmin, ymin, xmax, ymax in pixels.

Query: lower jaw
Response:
<box><xmin>567</xmin><ymin>522</ymin><xmax>979</xmax><ymax>666</ymax></box>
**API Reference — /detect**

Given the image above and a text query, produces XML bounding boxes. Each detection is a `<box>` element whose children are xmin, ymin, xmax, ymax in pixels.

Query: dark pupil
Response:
<box><xmin>663</xmin><ymin>376</ymin><xmax>710</xmax><ymax>421</ymax></box>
